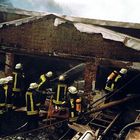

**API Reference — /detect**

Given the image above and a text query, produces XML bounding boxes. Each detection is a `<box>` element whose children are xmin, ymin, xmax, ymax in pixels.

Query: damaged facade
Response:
<box><xmin>0</xmin><ymin>4</ymin><xmax>140</xmax><ymax>140</ymax></box>
<box><xmin>0</xmin><ymin>5</ymin><xmax>140</xmax><ymax>91</ymax></box>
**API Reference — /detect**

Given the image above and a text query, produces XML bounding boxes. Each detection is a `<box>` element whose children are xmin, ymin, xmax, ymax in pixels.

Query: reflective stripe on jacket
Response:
<box><xmin>26</xmin><ymin>90</ymin><xmax>40</xmax><ymax>115</ymax></box>
<box><xmin>12</xmin><ymin>72</ymin><xmax>21</xmax><ymax>92</ymax></box>
<box><xmin>4</xmin><ymin>84</ymin><xmax>13</xmax><ymax>108</ymax></box>
<box><xmin>0</xmin><ymin>86</ymin><xmax>6</xmax><ymax>113</ymax></box>
<box><xmin>105</xmin><ymin>74</ymin><xmax>122</xmax><ymax>92</ymax></box>
<box><xmin>0</xmin><ymin>86</ymin><xmax>6</xmax><ymax>105</ymax></box>
<box><xmin>38</xmin><ymin>74</ymin><xmax>46</xmax><ymax>90</ymax></box>
<box><xmin>53</xmin><ymin>84</ymin><xmax>67</xmax><ymax>105</ymax></box>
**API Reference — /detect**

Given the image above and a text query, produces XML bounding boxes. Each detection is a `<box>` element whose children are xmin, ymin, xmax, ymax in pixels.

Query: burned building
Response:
<box><xmin>0</xmin><ymin>5</ymin><xmax>140</xmax><ymax>91</ymax></box>
<box><xmin>0</xmin><ymin>4</ymin><xmax>140</xmax><ymax>140</ymax></box>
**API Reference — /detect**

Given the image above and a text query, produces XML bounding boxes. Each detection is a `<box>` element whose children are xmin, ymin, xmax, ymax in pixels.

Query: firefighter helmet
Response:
<box><xmin>46</xmin><ymin>71</ymin><xmax>53</xmax><ymax>78</ymax></box>
<box><xmin>0</xmin><ymin>78</ymin><xmax>7</xmax><ymax>84</ymax></box>
<box><xmin>15</xmin><ymin>63</ymin><xmax>22</xmax><ymax>69</ymax></box>
<box><xmin>59</xmin><ymin>75</ymin><xmax>65</xmax><ymax>81</ymax></box>
<box><xmin>29</xmin><ymin>83</ymin><xmax>38</xmax><ymax>89</ymax></box>
<box><xmin>68</xmin><ymin>86</ymin><xmax>78</xmax><ymax>94</ymax></box>
<box><xmin>6</xmin><ymin>76</ymin><xmax>13</xmax><ymax>82</ymax></box>
<box><xmin>120</xmin><ymin>68</ymin><xmax>127</xmax><ymax>74</ymax></box>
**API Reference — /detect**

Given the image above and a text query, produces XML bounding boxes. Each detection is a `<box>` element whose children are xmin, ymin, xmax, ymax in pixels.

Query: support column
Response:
<box><xmin>84</xmin><ymin>58</ymin><xmax>100</xmax><ymax>93</ymax></box>
<box><xmin>5</xmin><ymin>52</ymin><xmax>14</xmax><ymax>75</ymax></box>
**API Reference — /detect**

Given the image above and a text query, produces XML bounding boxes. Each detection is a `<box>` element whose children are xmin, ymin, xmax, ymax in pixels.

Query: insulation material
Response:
<box><xmin>74</xmin><ymin>23</ymin><xmax>124</xmax><ymax>41</ymax></box>
<box><xmin>54</xmin><ymin>18</ymin><xmax>66</xmax><ymax>26</ymax></box>
<box><xmin>53</xmin><ymin>17</ymin><xmax>140</xmax><ymax>51</ymax></box>
<box><xmin>62</xmin><ymin>15</ymin><xmax>140</xmax><ymax>29</ymax></box>
<box><xmin>74</xmin><ymin>23</ymin><xmax>140</xmax><ymax>51</ymax></box>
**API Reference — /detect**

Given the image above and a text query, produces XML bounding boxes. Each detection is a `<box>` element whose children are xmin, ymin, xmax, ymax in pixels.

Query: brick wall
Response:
<box><xmin>0</xmin><ymin>14</ymin><xmax>140</xmax><ymax>62</ymax></box>
<box><xmin>84</xmin><ymin>58</ymin><xmax>100</xmax><ymax>92</ymax></box>
<box><xmin>84</xmin><ymin>58</ymin><xmax>138</xmax><ymax>92</ymax></box>
<box><xmin>0</xmin><ymin>14</ymin><xmax>140</xmax><ymax>91</ymax></box>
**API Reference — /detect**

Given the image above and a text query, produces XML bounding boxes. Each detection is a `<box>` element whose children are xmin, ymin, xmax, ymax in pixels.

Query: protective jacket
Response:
<box><xmin>12</xmin><ymin>69</ymin><xmax>25</xmax><ymax>92</ymax></box>
<box><xmin>68</xmin><ymin>93</ymin><xmax>79</xmax><ymax>122</ymax></box>
<box><xmin>26</xmin><ymin>88</ymin><xmax>41</xmax><ymax>116</ymax></box>
<box><xmin>4</xmin><ymin>83</ymin><xmax>13</xmax><ymax>109</ymax></box>
<box><xmin>38</xmin><ymin>74</ymin><xmax>51</xmax><ymax>91</ymax></box>
<box><xmin>53</xmin><ymin>81</ymin><xmax>67</xmax><ymax>105</ymax></box>
<box><xmin>105</xmin><ymin>72</ymin><xmax>122</xmax><ymax>92</ymax></box>
<box><xmin>0</xmin><ymin>85</ymin><xmax>6</xmax><ymax>115</ymax></box>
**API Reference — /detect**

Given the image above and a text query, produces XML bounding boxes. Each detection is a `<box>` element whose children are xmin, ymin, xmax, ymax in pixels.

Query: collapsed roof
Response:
<box><xmin>0</xmin><ymin>10</ymin><xmax>140</xmax><ymax>51</ymax></box>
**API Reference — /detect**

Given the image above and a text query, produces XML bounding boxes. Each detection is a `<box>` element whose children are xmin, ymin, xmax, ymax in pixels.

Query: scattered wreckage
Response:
<box><xmin>0</xmin><ymin>63</ymin><xmax>140</xmax><ymax>140</ymax></box>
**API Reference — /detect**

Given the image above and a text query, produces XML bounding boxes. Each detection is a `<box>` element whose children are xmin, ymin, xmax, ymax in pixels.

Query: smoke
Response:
<box><xmin>5</xmin><ymin>0</ymin><xmax>140</xmax><ymax>23</ymax></box>
<box><xmin>10</xmin><ymin>0</ymin><xmax>69</xmax><ymax>14</ymax></box>
<box><xmin>0</xmin><ymin>0</ymin><xmax>13</xmax><ymax>7</ymax></box>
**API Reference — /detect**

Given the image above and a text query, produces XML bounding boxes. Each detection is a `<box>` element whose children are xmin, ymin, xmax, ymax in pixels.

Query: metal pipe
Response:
<box><xmin>85</xmin><ymin>95</ymin><xmax>140</xmax><ymax>115</ymax></box>
<box><xmin>118</xmin><ymin>121</ymin><xmax>140</xmax><ymax>140</ymax></box>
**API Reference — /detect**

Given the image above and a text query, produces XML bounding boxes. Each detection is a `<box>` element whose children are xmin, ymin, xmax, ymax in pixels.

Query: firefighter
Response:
<box><xmin>2</xmin><ymin>76</ymin><xmax>14</xmax><ymax>123</ymax></box>
<box><xmin>38</xmin><ymin>71</ymin><xmax>53</xmax><ymax>91</ymax></box>
<box><xmin>25</xmin><ymin>83</ymin><xmax>41</xmax><ymax>130</ymax></box>
<box><xmin>0</xmin><ymin>78</ymin><xmax>7</xmax><ymax>134</ymax></box>
<box><xmin>12</xmin><ymin>63</ymin><xmax>26</xmax><ymax>108</ymax></box>
<box><xmin>38</xmin><ymin>71</ymin><xmax>53</xmax><ymax>104</ymax></box>
<box><xmin>105</xmin><ymin>68</ymin><xmax>128</xmax><ymax>102</ymax></box>
<box><xmin>68</xmin><ymin>86</ymin><xmax>81</xmax><ymax>123</ymax></box>
<box><xmin>53</xmin><ymin>75</ymin><xmax>67</xmax><ymax>110</ymax></box>
<box><xmin>4</xmin><ymin>76</ymin><xmax>13</xmax><ymax>111</ymax></box>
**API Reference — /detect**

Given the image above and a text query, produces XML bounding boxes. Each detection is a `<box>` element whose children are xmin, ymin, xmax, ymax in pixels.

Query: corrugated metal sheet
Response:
<box><xmin>62</xmin><ymin>15</ymin><xmax>140</xmax><ymax>30</ymax></box>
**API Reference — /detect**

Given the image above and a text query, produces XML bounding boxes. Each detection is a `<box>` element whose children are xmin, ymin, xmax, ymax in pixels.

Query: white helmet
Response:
<box><xmin>68</xmin><ymin>86</ymin><xmax>78</xmax><ymax>94</ymax></box>
<box><xmin>46</xmin><ymin>71</ymin><xmax>53</xmax><ymax>78</ymax></box>
<box><xmin>0</xmin><ymin>78</ymin><xmax>8</xmax><ymax>85</ymax></box>
<box><xmin>59</xmin><ymin>75</ymin><xmax>65</xmax><ymax>81</ymax></box>
<box><xmin>120</xmin><ymin>68</ymin><xmax>127</xmax><ymax>74</ymax></box>
<box><xmin>29</xmin><ymin>83</ymin><xmax>38</xmax><ymax>89</ymax></box>
<box><xmin>6</xmin><ymin>76</ymin><xmax>13</xmax><ymax>82</ymax></box>
<box><xmin>15</xmin><ymin>63</ymin><xmax>22</xmax><ymax>69</ymax></box>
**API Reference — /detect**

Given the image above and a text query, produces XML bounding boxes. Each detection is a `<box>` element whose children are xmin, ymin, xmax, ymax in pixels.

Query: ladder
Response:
<box><xmin>88</xmin><ymin>109</ymin><xmax>121</xmax><ymax>140</ymax></box>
